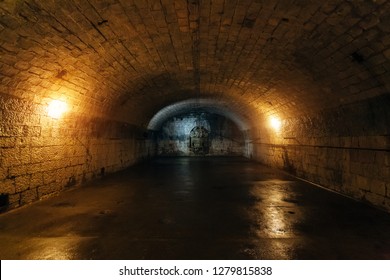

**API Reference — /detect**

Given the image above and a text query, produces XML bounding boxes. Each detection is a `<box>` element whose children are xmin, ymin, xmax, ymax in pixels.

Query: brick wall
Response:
<box><xmin>0</xmin><ymin>94</ymin><xmax>153</xmax><ymax>211</ymax></box>
<box><xmin>254</xmin><ymin>94</ymin><xmax>390</xmax><ymax>211</ymax></box>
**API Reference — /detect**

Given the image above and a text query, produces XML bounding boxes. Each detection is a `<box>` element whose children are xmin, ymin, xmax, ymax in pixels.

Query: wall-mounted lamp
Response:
<box><xmin>269</xmin><ymin>116</ymin><xmax>282</xmax><ymax>132</ymax></box>
<box><xmin>47</xmin><ymin>100</ymin><xmax>68</xmax><ymax>119</ymax></box>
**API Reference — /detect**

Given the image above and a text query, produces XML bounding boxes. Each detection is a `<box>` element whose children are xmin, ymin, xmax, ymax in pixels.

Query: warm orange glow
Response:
<box><xmin>47</xmin><ymin>100</ymin><xmax>67</xmax><ymax>119</ymax></box>
<box><xmin>269</xmin><ymin>116</ymin><xmax>282</xmax><ymax>131</ymax></box>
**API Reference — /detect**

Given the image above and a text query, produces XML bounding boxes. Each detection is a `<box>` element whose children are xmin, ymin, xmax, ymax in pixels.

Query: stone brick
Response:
<box><xmin>31</xmin><ymin>172</ymin><xmax>44</xmax><ymax>188</ymax></box>
<box><xmin>359</xmin><ymin>150</ymin><xmax>375</xmax><ymax>163</ymax></box>
<box><xmin>0</xmin><ymin>125</ymin><xmax>23</xmax><ymax>137</ymax></box>
<box><xmin>370</xmin><ymin>179</ymin><xmax>387</xmax><ymax>197</ymax></box>
<box><xmin>43</xmin><ymin>171</ymin><xmax>56</xmax><ymax>185</ymax></box>
<box><xmin>8</xmin><ymin>193</ymin><xmax>20</xmax><ymax>208</ymax></box>
<box><xmin>20</xmin><ymin>188</ymin><xmax>38</xmax><ymax>205</ymax></box>
<box><xmin>14</xmin><ymin>61</ymin><xmax>31</xmax><ymax>71</ymax></box>
<box><xmin>8</xmin><ymin>165</ymin><xmax>29</xmax><ymax>178</ymax></box>
<box><xmin>30</xmin><ymin>147</ymin><xmax>45</xmax><ymax>164</ymax></box>
<box><xmin>1</xmin><ymin>148</ymin><xmax>20</xmax><ymax>166</ymax></box>
<box><xmin>384</xmin><ymin>48</ymin><xmax>390</xmax><ymax>60</ymax></box>
<box><xmin>19</xmin><ymin>147</ymin><xmax>31</xmax><ymax>164</ymax></box>
<box><xmin>364</xmin><ymin>193</ymin><xmax>385</xmax><ymax>207</ymax></box>
<box><xmin>15</xmin><ymin>175</ymin><xmax>31</xmax><ymax>193</ymax></box>
<box><xmin>0</xmin><ymin>179</ymin><xmax>15</xmax><ymax>194</ymax></box>
<box><xmin>37</xmin><ymin>184</ymin><xmax>57</xmax><ymax>198</ymax></box>
<box><xmin>0</xmin><ymin>167</ymin><xmax>7</xmax><ymax>181</ymax></box>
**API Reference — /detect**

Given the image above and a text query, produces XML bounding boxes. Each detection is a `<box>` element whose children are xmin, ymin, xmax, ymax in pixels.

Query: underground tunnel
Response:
<box><xmin>0</xmin><ymin>0</ymin><xmax>390</xmax><ymax>259</ymax></box>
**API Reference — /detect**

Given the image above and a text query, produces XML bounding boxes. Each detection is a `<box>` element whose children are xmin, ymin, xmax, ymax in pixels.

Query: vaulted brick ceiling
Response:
<box><xmin>1</xmin><ymin>0</ymin><xmax>389</xmax><ymax>127</ymax></box>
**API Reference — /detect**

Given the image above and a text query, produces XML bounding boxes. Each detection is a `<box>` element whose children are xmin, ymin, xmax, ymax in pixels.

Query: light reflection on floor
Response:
<box><xmin>1</xmin><ymin>157</ymin><xmax>390</xmax><ymax>260</ymax></box>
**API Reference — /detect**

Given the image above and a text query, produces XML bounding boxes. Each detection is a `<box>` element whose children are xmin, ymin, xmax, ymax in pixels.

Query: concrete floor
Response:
<box><xmin>1</xmin><ymin>157</ymin><xmax>390</xmax><ymax>260</ymax></box>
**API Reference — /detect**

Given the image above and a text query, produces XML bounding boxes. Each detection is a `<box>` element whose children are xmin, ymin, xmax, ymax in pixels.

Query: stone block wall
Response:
<box><xmin>156</xmin><ymin>112</ymin><xmax>244</xmax><ymax>156</ymax></box>
<box><xmin>254</xmin><ymin>94</ymin><xmax>390</xmax><ymax>211</ymax></box>
<box><xmin>0</xmin><ymin>94</ymin><xmax>153</xmax><ymax>211</ymax></box>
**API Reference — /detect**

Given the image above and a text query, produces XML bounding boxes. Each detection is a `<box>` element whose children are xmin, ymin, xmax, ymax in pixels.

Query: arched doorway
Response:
<box><xmin>189</xmin><ymin>126</ymin><xmax>209</xmax><ymax>155</ymax></box>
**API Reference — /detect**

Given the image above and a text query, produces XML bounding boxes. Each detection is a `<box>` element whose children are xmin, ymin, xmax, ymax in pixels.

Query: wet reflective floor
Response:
<box><xmin>1</xmin><ymin>157</ymin><xmax>390</xmax><ymax>260</ymax></box>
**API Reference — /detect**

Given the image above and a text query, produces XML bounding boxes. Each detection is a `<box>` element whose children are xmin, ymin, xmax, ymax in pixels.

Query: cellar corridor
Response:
<box><xmin>0</xmin><ymin>0</ymin><xmax>390</xmax><ymax>260</ymax></box>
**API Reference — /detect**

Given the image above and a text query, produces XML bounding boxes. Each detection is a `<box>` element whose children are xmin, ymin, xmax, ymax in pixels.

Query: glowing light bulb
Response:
<box><xmin>269</xmin><ymin>116</ymin><xmax>281</xmax><ymax>131</ymax></box>
<box><xmin>47</xmin><ymin>100</ymin><xmax>67</xmax><ymax>119</ymax></box>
